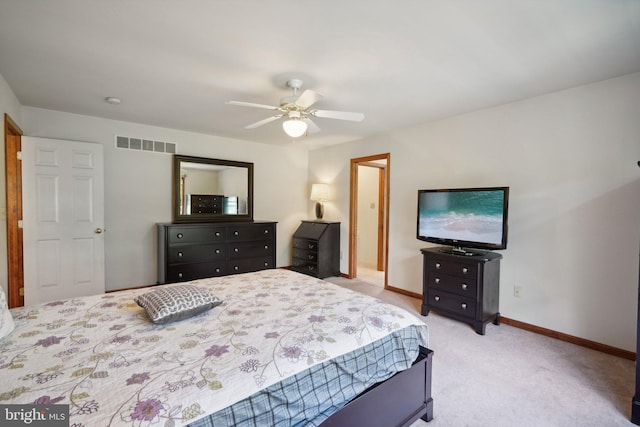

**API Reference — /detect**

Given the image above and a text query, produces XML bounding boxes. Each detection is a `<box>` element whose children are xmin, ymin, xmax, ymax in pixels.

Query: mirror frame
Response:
<box><xmin>173</xmin><ymin>154</ymin><xmax>254</xmax><ymax>223</ymax></box>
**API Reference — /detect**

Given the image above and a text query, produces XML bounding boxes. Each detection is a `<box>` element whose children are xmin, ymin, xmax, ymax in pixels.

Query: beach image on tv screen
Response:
<box><xmin>419</xmin><ymin>190</ymin><xmax>504</xmax><ymax>245</ymax></box>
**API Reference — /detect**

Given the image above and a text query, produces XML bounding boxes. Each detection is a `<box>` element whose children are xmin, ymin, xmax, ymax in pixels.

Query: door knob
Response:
<box><xmin>94</xmin><ymin>228</ymin><xmax>103</xmax><ymax>234</ymax></box>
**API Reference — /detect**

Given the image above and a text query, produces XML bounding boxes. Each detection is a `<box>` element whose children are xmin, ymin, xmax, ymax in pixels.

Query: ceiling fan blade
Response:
<box><xmin>245</xmin><ymin>115</ymin><xmax>283</xmax><ymax>129</ymax></box>
<box><xmin>295</xmin><ymin>89</ymin><xmax>323</xmax><ymax>109</ymax></box>
<box><xmin>306</xmin><ymin>118</ymin><xmax>321</xmax><ymax>134</ymax></box>
<box><xmin>313</xmin><ymin>109</ymin><xmax>364</xmax><ymax>122</ymax></box>
<box><xmin>227</xmin><ymin>100</ymin><xmax>279</xmax><ymax>110</ymax></box>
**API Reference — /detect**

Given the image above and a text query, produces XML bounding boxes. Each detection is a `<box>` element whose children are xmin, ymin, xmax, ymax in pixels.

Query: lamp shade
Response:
<box><xmin>282</xmin><ymin>119</ymin><xmax>308</xmax><ymax>138</ymax></box>
<box><xmin>310</xmin><ymin>183</ymin><xmax>330</xmax><ymax>201</ymax></box>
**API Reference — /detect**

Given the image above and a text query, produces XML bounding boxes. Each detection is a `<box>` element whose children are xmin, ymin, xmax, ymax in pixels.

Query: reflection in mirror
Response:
<box><xmin>174</xmin><ymin>155</ymin><xmax>253</xmax><ymax>223</ymax></box>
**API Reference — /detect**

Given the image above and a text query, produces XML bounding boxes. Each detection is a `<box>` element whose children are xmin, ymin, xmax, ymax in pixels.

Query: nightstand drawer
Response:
<box><xmin>427</xmin><ymin>289</ymin><xmax>476</xmax><ymax>318</ymax></box>
<box><xmin>427</xmin><ymin>272</ymin><xmax>477</xmax><ymax>296</ymax></box>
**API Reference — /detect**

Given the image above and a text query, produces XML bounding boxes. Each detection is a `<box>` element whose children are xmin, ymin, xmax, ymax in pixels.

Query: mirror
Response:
<box><xmin>174</xmin><ymin>155</ymin><xmax>253</xmax><ymax>223</ymax></box>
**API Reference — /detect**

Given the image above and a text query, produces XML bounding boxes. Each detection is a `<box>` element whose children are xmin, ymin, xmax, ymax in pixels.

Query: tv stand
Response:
<box><xmin>421</xmin><ymin>247</ymin><xmax>502</xmax><ymax>335</ymax></box>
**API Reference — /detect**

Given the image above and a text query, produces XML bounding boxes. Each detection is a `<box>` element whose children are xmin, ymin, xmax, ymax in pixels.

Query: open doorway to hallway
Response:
<box><xmin>349</xmin><ymin>154</ymin><xmax>389</xmax><ymax>288</ymax></box>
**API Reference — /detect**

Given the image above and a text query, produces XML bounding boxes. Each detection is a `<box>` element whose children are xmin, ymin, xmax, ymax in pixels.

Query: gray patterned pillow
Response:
<box><xmin>135</xmin><ymin>285</ymin><xmax>222</xmax><ymax>324</ymax></box>
<box><xmin>1</xmin><ymin>286</ymin><xmax>15</xmax><ymax>340</ymax></box>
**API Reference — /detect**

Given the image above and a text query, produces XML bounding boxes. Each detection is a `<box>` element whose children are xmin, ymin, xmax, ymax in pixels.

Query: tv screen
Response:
<box><xmin>417</xmin><ymin>187</ymin><xmax>509</xmax><ymax>253</ymax></box>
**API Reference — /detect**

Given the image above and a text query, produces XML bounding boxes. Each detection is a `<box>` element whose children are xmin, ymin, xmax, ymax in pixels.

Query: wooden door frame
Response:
<box><xmin>4</xmin><ymin>113</ymin><xmax>24</xmax><ymax>308</ymax></box>
<box><xmin>376</xmin><ymin>166</ymin><xmax>386</xmax><ymax>270</ymax></box>
<box><xmin>349</xmin><ymin>153</ymin><xmax>390</xmax><ymax>285</ymax></box>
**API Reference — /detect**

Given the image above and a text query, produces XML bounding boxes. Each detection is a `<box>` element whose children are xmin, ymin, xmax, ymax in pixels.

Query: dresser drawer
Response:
<box><xmin>292</xmin><ymin>247</ymin><xmax>319</xmax><ymax>262</ymax></box>
<box><xmin>228</xmin><ymin>256</ymin><xmax>275</xmax><ymax>274</ymax></box>
<box><xmin>227</xmin><ymin>224</ymin><xmax>275</xmax><ymax>241</ymax></box>
<box><xmin>427</xmin><ymin>289</ymin><xmax>476</xmax><ymax>318</ymax></box>
<box><xmin>167</xmin><ymin>262</ymin><xmax>226</xmax><ymax>282</ymax></box>
<box><xmin>167</xmin><ymin>243</ymin><xmax>226</xmax><ymax>264</ymax></box>
<box><xmin>427</xmin><ymin>272</ymin><xmax>477</xmax><ymax>297</ymax></box>
<box><xmin>168</xmin><ymin>226</ymin><xmax>226</xmax><ymax>243</ymax></box>
<box><xmin>291</xmin><ymin>260</ymin><xmax>319</xmax><ymax>275</ymax></box>
<box><xmin>228</xmin><ymin>240</ymin><xmax>275</xmax><ymax>259</ymax></box>
<box><xmin>427</xmin><ymin>256</ymin><xmax>477</xmax><ymax>278</ymax></box>
<box><xmin>292</xmin><ymin>238</ymin><xmax>318</xmax><ymax>252</ymax></box>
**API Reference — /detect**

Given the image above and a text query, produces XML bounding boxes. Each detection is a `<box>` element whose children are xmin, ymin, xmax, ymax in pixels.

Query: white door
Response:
<box><xmin>22</xmin><ymin>137</ymin><xmax>105</xmax><ymax>305</ymax></box>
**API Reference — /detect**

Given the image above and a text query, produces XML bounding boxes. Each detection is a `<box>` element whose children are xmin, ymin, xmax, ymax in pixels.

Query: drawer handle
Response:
<box><xmin>215</xmin><ymin>249</ymin><xmax>221</xmax><ymax>254</ymax></box>
<box><xmin>264</xmin><ymin>262</ymin><xmax>269</xmax><ymax>266</ymax></box>
<box><xmin>308</xmin><ymin>266</ymin><xmax>316</xmax><ymax>271</ymax></box>
<box><xmin>215</xmin><ymin>268</ymin><xmax>221</xmax><ymax>273</ymax></box>
<box><xmin>177</xmin><ymin>252</ymin><xmax>183</xmax><ymax>258</ymax></box>
<box><xmin>434</xmin><ymin>295</ymin><xmax>440</xmax><ymax>301</ymax></box>
<box><xmin>461</xmin><ymin>303</ymin><xmax>467</xmax><ymax>310</ymax></box>
<box><xmin>234</xmin><ymin>266</ymin><xmax>239</xmax><ymax>271</ymax></box>
<box><xmin>215</xmin><ymin>231</ymin><xmax>221</xmax><ymax>237</ymax></box>
<box><xmin>234</xmin><ymin>231</ymin><xmax>239</xmax><ymax>236</ymax></box>
<box><xmin>434</xmin><ymin>277</ymin><xmax>440</xmax><ymax>284</ymax></box>
<box><xmin>309</xmin><ymin>254</ymin><xmax>315</xmax><ymax>260</ymax></box>
<box><xmin>177</xmin><ymin>233</ymin><xmax>183</xmax><ymax>239</ymax></box>
<box><xmin>178</xmin><ymin>272</ymin><xmax>183</xmax><ymax>278</ymax></box>
<box><xmin>435</xmin><ymin>262</ymin><xmax>441</xmax><ymax>269</ymax></box>
<box><xmin>462</xmin><ymin>267</ymin><xmax>469</xmax><ymax>274</ymax></box>
<box><xmin>264</xmin><ymin>245</ymin><xmax>269</xmax><ymax>249</ymax></box>
<box><xmin>264</xmin><ymin>229</ymin><xmax>269</xmax><ymax>234</ymax></box>
<box><xmin>461</xmin><ymin>283</ymin><xmax>468</xmax><ymax>290</ymax></box>
<box><xmin>234</xmin><ymin>248</ymin><xmax>239</xmax><ymax>252</ymax></box>
<box><xmin>308</xmin><ymin>244</ymin><xmax>314</xmax><ymax>249</ymax></box>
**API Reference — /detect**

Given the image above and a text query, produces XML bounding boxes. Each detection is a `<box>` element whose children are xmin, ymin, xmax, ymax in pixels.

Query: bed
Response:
<box><xmin>0</xmin><ymin>269</ymin><xmax>433</xmax><ymax>426</ymax></box>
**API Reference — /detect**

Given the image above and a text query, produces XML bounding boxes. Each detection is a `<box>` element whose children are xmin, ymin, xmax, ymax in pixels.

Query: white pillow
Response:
<box><xmin>0</xmin><ymin>286</ymin><xmax>15</xmax><ymax>340</ymax></box>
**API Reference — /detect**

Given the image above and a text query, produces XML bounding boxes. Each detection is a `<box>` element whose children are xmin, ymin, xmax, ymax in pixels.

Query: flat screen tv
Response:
<box><xmin>417</xmin><ymin>187</ymin><xmax>509</xmax><ymax>255</ymax></box>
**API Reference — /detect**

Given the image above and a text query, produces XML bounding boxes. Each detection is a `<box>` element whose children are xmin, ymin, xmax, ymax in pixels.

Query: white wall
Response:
<box><xmin>308</xmin><ymin>72</ymin><xmax>640</xmax><ymax>352</ymax></box>
<box><xmin>0</xmin><ymin>73</ymin><xmax>23</xmax><ymax>297</ymax></box>
<box><xmin>21</xmin><ymin>107</ymin><xmax>309</xmax><ymax>291</ymax></box>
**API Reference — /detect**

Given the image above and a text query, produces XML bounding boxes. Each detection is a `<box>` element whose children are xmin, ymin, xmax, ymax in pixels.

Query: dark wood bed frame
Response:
<box><xmin>320</xmin><ymin>346</ymin><xmax>434</xmax><ymax>427</ymax></box>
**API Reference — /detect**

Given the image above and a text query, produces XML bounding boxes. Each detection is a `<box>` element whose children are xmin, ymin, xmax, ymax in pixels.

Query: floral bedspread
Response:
<box><xmin>0</xmin><ymin>269</ymin><xmax>429</xmax><ymax>427</ymax></box>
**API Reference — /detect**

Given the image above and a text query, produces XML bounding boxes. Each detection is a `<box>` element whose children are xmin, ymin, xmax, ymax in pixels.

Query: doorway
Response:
<box><xmin>349</xmin><ymin>153</ymin><xmax>389</xmax><ymax>288</ymax></box>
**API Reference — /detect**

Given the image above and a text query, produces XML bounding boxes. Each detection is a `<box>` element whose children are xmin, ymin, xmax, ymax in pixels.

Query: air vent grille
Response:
<box><xmin>115</xmin><ymin>136</ymin><xmax>176</xmax><ymax>154</ymax></box>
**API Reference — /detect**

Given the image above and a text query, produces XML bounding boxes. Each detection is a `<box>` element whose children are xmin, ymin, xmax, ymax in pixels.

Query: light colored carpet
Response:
<box><xmin>325</xmin><ymin>276</ymin><xmax>635</xmax><ymax>427</ymax></box>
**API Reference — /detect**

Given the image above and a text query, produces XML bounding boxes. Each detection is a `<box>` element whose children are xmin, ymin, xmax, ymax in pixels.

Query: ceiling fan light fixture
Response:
<box><xmin>282</xmin><ymin>118</ymin><xmax>308</xmax><ymax>138</ymax></box>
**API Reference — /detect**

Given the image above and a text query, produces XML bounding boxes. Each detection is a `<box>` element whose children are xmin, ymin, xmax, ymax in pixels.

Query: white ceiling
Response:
<box><xmin>1</xmin><ymin>0</ymin><xmax>639</xmax><ymax>148</ymax></box>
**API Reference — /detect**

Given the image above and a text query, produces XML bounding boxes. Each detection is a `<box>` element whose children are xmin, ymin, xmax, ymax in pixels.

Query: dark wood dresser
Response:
<box><xmin>421</xmin><ymin>247</ymin><xmax>502</xmax><ymax>335</ymax></box>
<box><xmin>157</xmin><ymin>221</ymin><xmax>276</xmax><ymax>284</ymax></box>
<box><xmin>189</xmin><ymin>194</ymin><xmax>224</xmax><ymax>214</ymax></box>
<box><xmin>291</xmin><ymin>220</ymin><xmax>340</xmax><ymax>278</ymax></box>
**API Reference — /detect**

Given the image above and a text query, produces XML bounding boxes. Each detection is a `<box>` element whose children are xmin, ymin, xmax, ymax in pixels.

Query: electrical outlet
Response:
<box><xmin>513</xmin><ymin>285</ymin><xmax>522</xmax><ymax>298</ymax></box>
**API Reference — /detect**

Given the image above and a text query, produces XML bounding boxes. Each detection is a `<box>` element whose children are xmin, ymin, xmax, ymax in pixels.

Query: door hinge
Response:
<box><xmin>19</xmin><ymin>287</ymin><xmax>24</xmax><ymax>297</ymax></box>
<box><xmin>17</xmin><ymin>220</ymin><xmax>23</xmax><ymax>229</ymax></box>
<box><xmin>17</xmin><ymin>151</ymin><xmax>22</xmax><ymax>160</ymax></box>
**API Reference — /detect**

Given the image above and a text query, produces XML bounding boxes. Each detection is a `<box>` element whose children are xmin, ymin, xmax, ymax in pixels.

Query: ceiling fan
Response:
<box><xmin>226</xmin><ymin>79</ymin><xmax>364</xmax><ymax>138</ymax></box>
